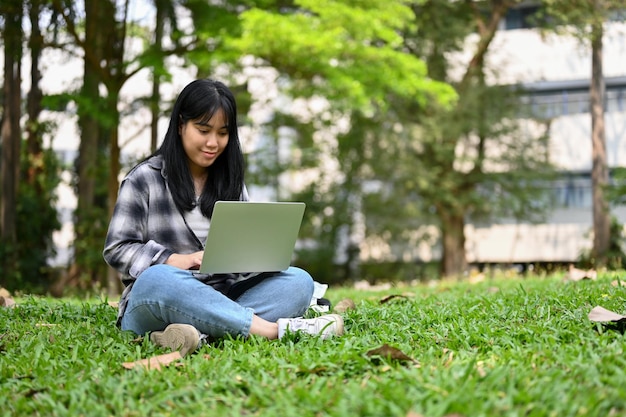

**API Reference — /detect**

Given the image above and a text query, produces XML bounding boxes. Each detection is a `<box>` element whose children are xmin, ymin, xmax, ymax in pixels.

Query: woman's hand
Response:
<box><xmin>165</xmin><ymin>251</ymin><xmax>204</xmax><ymax>270</ymax></box>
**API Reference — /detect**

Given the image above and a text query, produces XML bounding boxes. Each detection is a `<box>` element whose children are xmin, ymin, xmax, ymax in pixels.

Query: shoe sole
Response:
<box><xmin>149</xmin><ymin>324</ymin><xmax>199</xmax><ymax>357</ymax></box>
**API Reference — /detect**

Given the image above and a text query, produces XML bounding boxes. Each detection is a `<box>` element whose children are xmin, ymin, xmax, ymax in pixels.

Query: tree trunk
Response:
<box><xmin>59</xmin><ymin>0</ymin><xmax>109</xmax><ymax>293</ymax></box>
<box><xmin>425</xmin><ymin>0</ymin><xmax>508</xmax><ymax>279</ymax></box>
<box><xmin>102</xmin><ymin>0</ymin><xmax>128</xmax><ymax>296</ymax></box>
<box><xmin>590</xmin><ymin>14</ymin><xmax>610</xmax><ymax>265</ymax></box>
<box><xmin>106</xmin><ymin>90</ymin><xmax>122</xmax><ymax>296</ymax></box>
<box><xmin>439</xmin><ymin>206</ymin><xmax>467</xmax><ymax>278</ymax></box>
<box><xmin>150</xmin><ymin>0</ymin><xmax>166</xmax><ymax>153</ymax></box>
<box><xmin>105</xmin><ymin>123</ymin><xmax>121</xmax><ymax>296</ymax></box>
<box><xmin>1</xmin><ymin>2</ymin><xmax>23</xmax><ymax>270</ymax></box>
<box><xmin>48</xmin><ymin>1</ymin><xmax>110</xmax><ymax>269</ymax></box>
<box><xmin>27</xmin><ymin>0</ymin><xmax>43</xmax><ymax>179</ymax></box>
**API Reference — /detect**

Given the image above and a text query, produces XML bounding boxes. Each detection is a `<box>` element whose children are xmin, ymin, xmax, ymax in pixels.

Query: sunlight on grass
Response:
<box><xmin>2</xmin><ymin>272</ymin><xmax>626</xmax><ymax>416</ymax></box>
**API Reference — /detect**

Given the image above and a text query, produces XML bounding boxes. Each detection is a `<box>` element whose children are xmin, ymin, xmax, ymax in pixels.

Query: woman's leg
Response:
<box><xmin>122</xmin><ymin>264</ymin><xmax>335</xmax><ymax>345</ymax></box>
<box><xmin>235</xmin><ymin>269</ymin><xmax>342</xmax><ymax>340</ymax></box>
<box><xmin>232</xmin><ymin>266</ymin><xmax>315</xmax><ymax>322</ymax></box>
<box><xmin>120</xmin><ymin>264</ymin><xmax>254</xmax><ymax>338</ymax></box>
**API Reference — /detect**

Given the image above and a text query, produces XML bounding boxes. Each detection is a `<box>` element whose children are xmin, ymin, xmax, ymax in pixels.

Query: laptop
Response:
<box><xmin>198</xmin><ymin>201</ymin><xmax>306</xmax><ymax>274</ymax></box>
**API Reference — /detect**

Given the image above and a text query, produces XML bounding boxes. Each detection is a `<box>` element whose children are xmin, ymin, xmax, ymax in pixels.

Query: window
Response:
<box><xmin>503</xmin><ymin>5</ymin><xmax>542</xmax><ymax>30</ymax></box>
<box><xmin>552</xmin><ymin>175</ymin><xmax>592</xmax><ymax>209</ymax></box>
<box><xmin>522</xmin><ymin>79</ymin><xmax>626</xmax><ymax>119</ymax></box>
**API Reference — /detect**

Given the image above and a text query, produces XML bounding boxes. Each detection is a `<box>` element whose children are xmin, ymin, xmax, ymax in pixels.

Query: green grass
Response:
<box><xmin>2</xmin><ymin>272</ymin><xmax>626</xmax><ymax>416</ymax></box>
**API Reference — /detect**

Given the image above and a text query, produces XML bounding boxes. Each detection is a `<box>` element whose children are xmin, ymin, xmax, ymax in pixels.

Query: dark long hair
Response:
<box><xmin>156</xmin><ymin>79</ymin><xmax>245</xmax><ymax>218</ymax></box>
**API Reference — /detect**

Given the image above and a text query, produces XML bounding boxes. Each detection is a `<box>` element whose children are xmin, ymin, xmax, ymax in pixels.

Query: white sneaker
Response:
<box><xmin>277</xmin><ymin>314</ymin><xmax>344</xmax><ymax>339</ymax></box>
<box><xmin>149</xmin><ymin>323</ymin><xmax>201</xmax><ymax>357</ymax></box>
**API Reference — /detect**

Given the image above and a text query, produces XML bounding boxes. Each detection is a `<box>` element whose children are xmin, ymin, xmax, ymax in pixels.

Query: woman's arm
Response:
<box><xmin>103</xmin><ymin>174</ymin><xmax>172</xmax><ymax>279</ymax></box>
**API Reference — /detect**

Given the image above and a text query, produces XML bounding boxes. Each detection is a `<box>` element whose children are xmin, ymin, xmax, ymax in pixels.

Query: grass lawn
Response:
<box><xmin>2</xmin><ymin>271</ymin><xmax>626</xmax><ymax>416</ymax></box>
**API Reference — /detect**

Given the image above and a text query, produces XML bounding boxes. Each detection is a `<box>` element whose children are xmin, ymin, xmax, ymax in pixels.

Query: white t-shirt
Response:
<box><xmin>185</xmin><ymin>186</ymin><xmax>249</xmax><ymax>244</ymax></box>
<box><xmin>184</xmin><ymin>198</ymin><xmax>210</xmax><ymax>243</ymax></box>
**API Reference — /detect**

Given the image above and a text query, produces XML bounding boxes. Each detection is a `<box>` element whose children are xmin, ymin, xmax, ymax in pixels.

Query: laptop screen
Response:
<box><xmin>199</xmin><ymin>201</ymin><xmax>306</xmax><ymax>274</ymax></box>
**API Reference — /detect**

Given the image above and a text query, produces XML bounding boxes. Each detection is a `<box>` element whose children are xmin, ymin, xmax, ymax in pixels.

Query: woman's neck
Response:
<box><xmin>191</xmin><ymin>169</ymin><xmax>208</xmax><ymax>196</ymax></box>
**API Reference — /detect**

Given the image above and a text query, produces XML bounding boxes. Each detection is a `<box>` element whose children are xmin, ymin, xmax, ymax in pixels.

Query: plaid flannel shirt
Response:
<box><xmin>103</xmin><ymin>155</ymin><xmax>250</xmax><ymax>325</ymax></box>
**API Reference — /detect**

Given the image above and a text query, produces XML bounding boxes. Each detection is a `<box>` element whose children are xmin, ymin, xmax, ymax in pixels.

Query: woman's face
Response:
<box><xmin>180</xmin><ymin>109</ymin><xmax>229</xmax><ymax>176</ymax></box>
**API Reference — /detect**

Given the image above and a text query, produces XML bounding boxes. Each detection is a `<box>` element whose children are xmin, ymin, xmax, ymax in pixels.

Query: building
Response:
<box><xmin>464</xmin><ymin>8</ymin><xmax>626</xmax><ymax>266</ymax></box>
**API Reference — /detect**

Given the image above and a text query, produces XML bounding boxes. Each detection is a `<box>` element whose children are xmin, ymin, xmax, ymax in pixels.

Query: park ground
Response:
<box><xmin>1</xmin><ymin>270</ymin><xmax>626</xmax><ymax>416</ymax></box>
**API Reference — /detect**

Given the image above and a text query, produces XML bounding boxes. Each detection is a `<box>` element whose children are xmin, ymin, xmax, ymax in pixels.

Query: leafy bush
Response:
<box><xmin>0</xmin><ymin>144</ymin><xmax>62</xmax><ymax>293</ymax></box>
<box><xmin>578</xmin><ymin>216</ymin><xmax>626</xmax><ymax>270</ymax></box>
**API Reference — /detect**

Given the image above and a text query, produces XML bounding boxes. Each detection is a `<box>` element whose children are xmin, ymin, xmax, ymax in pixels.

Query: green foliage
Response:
<box><xmin>408</xmin><ymin>62</ymin><xmax>556</xmax><ymax>223</ymax></box>
<box><xmin>295</xmin><ymin>246</ymin><xmax>340</xmax><ymax>285</ymax></box>
<box><xmin>233</xmin><ymin>0</ymin><xmax>456</xmax><ymax>110</ymax></box>
<box><xmin>405</xmin><ymin>0</ymin><xmax>475</xmax><ymax>79</ymax></box>
<box><xmin>538</xmin><ymin>0</ymin><xmax>625</xmax><ymax>41</ymax></box>
<box><xmin>0</xmin><ymin>142</ymin><xmax>62</xmax><ymax>293</ymax></box>
<box><xmin>358</xmin><ymin>260</ymin><xmax>440</xmax><ymax>283</ymax></box>
<box><xmin>606</xmin><ymin>167</ymin><xmax>626</xmax><ymax>206</ymax></box>
<box><xmin>578</xmin><ymin>217</ymin><xmax>626</xmax><ymax>270</ymax></box>
<box><xmin>182</xmin><ymin>0</ymin><xmax>245</xmax><ymax>72</ymax></box>
<box><xmin>232</xmin><ymin>0</ymin><xmax>559</xmax><ymax>278</ymax></box>
<box><xmin>598</xmin><ymin>168</ymin><xmax>626</xmax><ymax>269</ymax></box>
<box><xmin>2</xmin><ymin>274</ymin><xmax>626</xmax><ymax>415</ymax></box>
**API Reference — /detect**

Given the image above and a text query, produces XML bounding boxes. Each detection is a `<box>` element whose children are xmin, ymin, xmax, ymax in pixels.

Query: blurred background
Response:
<box><xmin>0</xmin><ymin>0</ymin><xmax>625</xmax><ymax>296</ymax></box>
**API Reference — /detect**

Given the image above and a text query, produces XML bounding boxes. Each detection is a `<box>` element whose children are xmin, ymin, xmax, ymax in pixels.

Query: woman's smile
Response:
<box><xmin>180</xmin><ymin>109</ymin><xmax>229</xmax><ymax>175</ymax></box>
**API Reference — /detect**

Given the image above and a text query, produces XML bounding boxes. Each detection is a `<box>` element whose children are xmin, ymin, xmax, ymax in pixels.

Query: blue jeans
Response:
<box><xmin>120</xmin><ymin>264</ymin><xmax>314</xmax><ymax>338</ymax></box>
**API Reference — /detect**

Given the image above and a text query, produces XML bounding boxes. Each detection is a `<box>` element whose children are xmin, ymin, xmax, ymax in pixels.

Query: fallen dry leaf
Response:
<box><xmin>107</xmin><ymin>301</ymin><xmax>119</xmax><ymax>308</ymax></box>
<box><xmin>23</xmin><ymin>387</ymin><xmax>48</xmax><ymax>398</ymax></box>
<box><xmin>468</xmin><ymin>273</ymin><xmax>486</xmax><ymax>284</ymax></box>
<box><xmin>443</xmin><ymin>349</ymin><xmax>454</xmax><ymax>367</ymax></box>
<box><xmin>366</xmin><ymin>344</ymin><xmax>418</xmax><ymax>364</ymax></box>
<box><xmin>296</xmin><ymin>366</ymin><xmax>329</xmax><ymax>376</ymax></box>
<box><xmin>334</xmin><ymin>298</ymin><xmax>356</xmax><ymax>313</ymax></box>
<box><xmin>564</xmin><ymin>265</ymin><xmax>597</xmax><ymax>282</ymax></box>
<box><xmin>360</xmin><ymin>374</ymin><xmax>371</xmax><ymax>388</ymax></box>
<box><xmin>122</xmin><ymin>351</ymin><xmax>183</xmax><ymax>370</ymax></box>
<box><xmin>476</xmin><ymin>360</ymin><xmax>487</xmax><ymax>378</ymax></box>
<box><xmin>0</xmin><ymin>296</ymin><xmax>16</xmax><ymax>308</ymax></box>
<box><xmin>0</xmin><ymin>287</ymin><xmax>10</xmax><ymax>298</ymax></box>
<box><xmin>353</xmin><ymin>280</ymin><xmax>392</xmax><ymax>291</ymax></box>
<box><xmin>379</xmin><ymin>294</ymin><xmax>410</xmax><ymax>304</ymax></box>
<box><xmin>588</xmin><ymin>306</ymin><xmax>626</xmax><ymax>323</ymax></box>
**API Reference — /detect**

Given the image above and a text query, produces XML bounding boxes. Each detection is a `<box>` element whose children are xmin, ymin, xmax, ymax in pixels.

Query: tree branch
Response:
<box><xmin>461</xmin><ymin>0</ymin><xmax>514</xmax><ymax>89</ymax></box>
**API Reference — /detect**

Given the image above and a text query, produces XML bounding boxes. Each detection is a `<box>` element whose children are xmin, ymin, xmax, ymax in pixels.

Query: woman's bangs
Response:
<box><xmin>194</xmin><ymin>104</ymin><xmax>220</xmax><ymax>126</ymax></box>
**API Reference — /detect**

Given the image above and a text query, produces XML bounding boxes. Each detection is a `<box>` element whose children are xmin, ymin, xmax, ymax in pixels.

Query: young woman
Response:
<box><xmin>103</xmin><ymin>79</ymin><xmax>343</xmax><ymax>356</ymax></box>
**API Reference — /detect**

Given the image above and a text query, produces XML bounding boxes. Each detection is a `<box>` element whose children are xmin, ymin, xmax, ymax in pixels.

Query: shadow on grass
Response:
<box><xmin>592</xmin><ymin>322</ymin><xmax>626</xmax><ymax>335</ymax></box>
